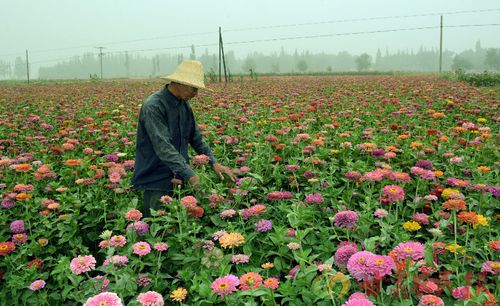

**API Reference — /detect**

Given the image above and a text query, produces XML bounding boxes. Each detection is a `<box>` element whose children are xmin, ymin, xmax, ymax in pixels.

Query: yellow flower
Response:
<box><xmin>403</xmin><ymin>221</ymin><xmax>421</xmax><ymax>232</ymax></box>
<box><xmin>477</xmin><ymin>166</ymin><xmax>490</xmax><ymax>173</ymax></box>
<box><xmin>261</xmin><ymin>262</ymin><xmax>274</xmax><ymax>269</ymax></box>
<box><xmin>170</xmin><ymin>287</ymin><xmax>188</xmax><ymax>302</ymax></box>
<box><xmin>473</xmin><ymin>215</ymin><xmax>489</xmax><ymax>229</ymax></box>
<box><xmin>477</xmin><ymin>118</ymin><xmax>487</xmax><ymax>123</ymax></box>
<box><xmin>219</xmin><ymin>233</ymin><xmax>245</xmax><ymax>249</ymax></box>
<box><xmin>410</xmin><ymin>142</ymin><xmax>423</xmax><ymax>150</ymax></box>
<box><xmin>445</xmin><ymin>243</ymin><xmax>465</xmax><ymax>254</ymax></box>
<box><xmin>38</xmin><ymin>238</ymin><xmax>48</xmax><ymax>247</ymax></box>
<box><xmin>441</xmin><ymin>188</ymin><xmax>461</xmax><ymax>199</ymax></box>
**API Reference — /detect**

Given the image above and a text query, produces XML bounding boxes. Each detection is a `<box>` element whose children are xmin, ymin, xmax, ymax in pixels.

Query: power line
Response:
<box><xmin>21</xmin><ymin>23</ymin><xmax>500</xmax><ymax>66</ymax></box>
<box><xmin>224</xmin><ymin>8</ymin><xmax>500</xmax><ymax>33</ymax></box>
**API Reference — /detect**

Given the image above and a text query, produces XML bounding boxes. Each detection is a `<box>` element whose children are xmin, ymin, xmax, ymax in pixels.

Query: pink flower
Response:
<box><xmin>29</xmin><ymin>279</ymin><xmax>46</xmax><ymax>291</ymax></box>
<box><xmin>160</xmin><ymin>195</ymin><xmax>173</xmax><ymax>204</ymax></box>
<box><xmin>70</xmin><ymin>255</ymin><xmax>96</xmax><ymax>275</ymax></box>
<box><xmin>418</xmin><ymin>295</ymin><xmax>444</xmax><ymax>306</ymax></box>
<box><xmin>342</xmin><ymin>299</ymin><xmax>375</xmax><ymax>306</ymax></box>
<box><xmin>153</xmin><ymin>243</ymin><xmax>169</xmax><ymax>252</ymax></box>
<box><xmin>382</xmin><ymin>185</ymin><xmax>405</xmax><ymax>202</ymax></box>
<box><xmin>452</xmin><ymin>286</ymin><xmax>472</xmax><ymax>300</ymax></box>
<box><xmin>103</xmin><ymin>255</ymin><xmax>129</xmax><ymax>267</ymax></box>
<box><xmin>109</xmin><ymin>172</ymin><xmax>121</xmax><ymax>183</ymax></box>
<box><xmin>419</xmin><ymin>281</ymin><xmax>439</xmax><ymax>294</ymax></box>
<box><xmin>347</xmin><ymin>251</ymin><xmax>375</xmax><ymax>281</ymax></box>
<box><xmin>211</xmin><ymin>274</ymin><xmax>239</xmax><ymax>299</ymax></box>
<box><xmin>392</xmin><ymin>241</ymin><xmax>425</xmax><ymax>261</ymax></box>
<box><xmin>366</xmin><ymin>255</ymin><xmax>395</xmax><ymax>278</ymax></box>
<box><xmin>192</xmin><ymin>154</ymin><xmax>210</xmax><ymax>166</ymax></box>
<box><xmin>305</xmin><ymin>193</ymin><xmax>324</xmax><ymax>205</ymax></box>
<box><xmin>125</xmin><ymin>209</ymin><xmax>142</xmax><ymax>221</ymax></box>
<box><xmin>361</xmin><ymin>170</ymin><xmax>384</xmax><ymax>182</ymax></box>
<box><xmin>373</xmin><ymin>208</ymin><xmax>389</xmax><ymax>218</ymax></box>
<box><xmin>481</xmin><ymin>261</ymin><xmax>500</xmax><ymax>275</ymax></box>
<box><xmin>83</xmin><ymin>292</ymin><xmax>123</xmax><ymax>306</ymax></box>
<box><xmin>133</xmin><ymin>242</ymin><xmax>151</xmax><ymax>256</ymax></box>
<box><xmin>137</xmin><ymin>291</ymin><xmax>164</xmax><ymax>306</ymax></box>
<box><xmin>180</xmin><ymin>196</ymin><xmax>197</xmax><ymax>208</ymax></box>
<box><xmin>109</xmin><ymin>235</ymin><xmax>127</xmax><ymax>247</ymax></box>
<box><xmin>335</xmin><ymin>245</ymin><xmax>358</xmax><ymax>268</ymax></box>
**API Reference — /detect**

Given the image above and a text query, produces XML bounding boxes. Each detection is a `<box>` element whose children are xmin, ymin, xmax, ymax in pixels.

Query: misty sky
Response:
<box><xmin>1</xmin><ymin>0</ymin><xmax>499</xmax><ymax>76</ymax></box>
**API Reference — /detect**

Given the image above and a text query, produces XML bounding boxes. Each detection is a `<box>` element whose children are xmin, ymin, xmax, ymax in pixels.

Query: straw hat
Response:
<box><xmin>160</xmin><ymin>60</ymin><xmax>207</xmax><ymax>90</ymax></box>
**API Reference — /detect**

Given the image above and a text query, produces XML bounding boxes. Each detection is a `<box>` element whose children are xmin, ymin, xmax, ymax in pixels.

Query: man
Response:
<box><xmin>132</xmin><ymin>60</ymin><xmax>237</xmax><ymax>217</ymax></box>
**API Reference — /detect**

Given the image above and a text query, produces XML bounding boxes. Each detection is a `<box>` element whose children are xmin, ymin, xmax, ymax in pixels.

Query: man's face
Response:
<box><xmin>176</xmin><ymin>83</ymin><xmax>198</xmax><ymax>101</ymax></box>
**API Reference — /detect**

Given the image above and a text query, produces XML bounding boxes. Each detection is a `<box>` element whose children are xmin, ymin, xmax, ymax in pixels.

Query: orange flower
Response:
<box><xmin>442</xmin><ymin>199</ymin><xmax>466</xmax><ymax>211</ymax></box>
<box><xmin>15</xmin><ymin>163</ymin><xmax>32</xmax><ymax>172</ymax></box>
<box><xmin>65</xmin><ymin>159</ymin><xmax>82</xmax><ymax>166</ymax></box>
<box><xmin>457</xmin><ymin>212</ymin><xmax>479</xmax><ymax>224</ymax></box>
<box><xmin>16</xmin><ymin>193</ymin><xmax>31</xmax><ymax>201</ymax></box>
<box><xmin>433</xmin><ymin>170</ymin><xmax>444</xmax><ymax>177</ymax></box>
<box><xmin>477</xmin><ymin>166</ymin><xmax>490</xmax><ymax>173</ymax></box>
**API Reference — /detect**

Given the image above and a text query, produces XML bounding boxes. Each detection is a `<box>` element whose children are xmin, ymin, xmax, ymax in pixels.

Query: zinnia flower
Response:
<box><xmin>133</xmin><ymin>242</ymin><xmax>151</xmax><ymax>256</ymax></box>
<box><xmin>219</xmin><ymin>233</ymin><xmax>245</xmax><ymax>249</ymax></box>
<box><xmin>335</xmin><ymin>244</ymin><xmax>358</xmax><ymax>268</ymax></box>
<box><xmin>382</xmin><ymin>185</ymin><xmax>405</xmax><ymax>202</ymax></box>
<box><xmin>125</xmin><ymin>209</ymin><xmax>142</xmax><ymax>221</ymax></box>
<box><xmin>170</xmin><ymin>287</ymin><xmax>188</xmax><ymax>302</ymax></box>
<box><xmin>263</xmin><ymin>277</ymin><xmax>280</xmax><ymax>290</ymax></box>
<box><xmin>29</xmin><ymin>279</ymin><xmax>46</xmax><ymax>291</ymax></box>
<box><xmin>347</xmin><ymin>251</ymin><xmax>375</xmax><ymax>281</ymax></box>
<box><xmin>452</xmin><ymin>286</ymin><xmax>472</xmax><ymax>300</ymax></box>
<box><xmin>305</xmin><ymin>193</ymin><xmax>324</xmax><ymax>205</ymax></box>
<box><xmin>239</xmin><ymin>272</ymin><xmax>263</xmax><ymax>290</ymax></box>
<box><xmin>83</xmin><ymin>292</ymin><xmax>123</xmax><ymax>306</ymax></box>
<box><xmin>211</xmin><ymin>274</ymin><xmax>239</xmax><ymax>299</ymax></box>
<box><xmin>136</xmin><ymin>291</ymin><xmax>164</xmax><ymax>306</ymax></box>
<box><xmin>255</xmin><ymin>219</ymin><xmax>273</xmax><ymax>233</ymax></box>
<box><xmin>70</xmin><ymin>255</ymin><xmax>96</xmax><ymax>275</ymax></box>
<box><xmin>418</xmin><ymin>294</ymin><xmax>444</xmax><ymax>306</ymax></box>
<box><xmin>392</xmin><ymin>241</ymin><xmax>425</xmax><ymax>261</ymax></box>
<box><xmin>333</xmin><ymin>210</ymin><xmax>359</xmax><ymax>229</ymax></box>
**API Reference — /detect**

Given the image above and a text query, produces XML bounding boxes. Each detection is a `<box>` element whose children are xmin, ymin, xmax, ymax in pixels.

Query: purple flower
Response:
<box><xmin>305</xmin><ymin>193</ymin><xmax>324</xmax><ymax>205</ymax></box>
<box><xmin>415</xmin><ymin>160</ymin><xmax>433</xmax><ymax>170</ymax></box>
<box><xmin>371</xmin><ymin>149</ymin><xmax>385</xmax><ymax>157</ymax></box>
<box><xmin>126</xmin><ymin>221</ymin><xmax>149</xmax><ymax>236</ymax></box>
<box><xmin>335</xmin><ymin>245</ymin><xmax>358</xmax><ymax>268</ymax></box>
<box><xmin>104</xmin><ymin>154</ymin><xmax>119</xmax><ymax>162</ymax></box>
<box><xmin>10</xmin><ymin>220</ymin><xmax>25</xmax><ymax>234</ymax></box>
<box><xmin>333</xmin><ymin>210</ymin><xmax>359</xmax><ymax>229</ymax></box>
<box><xmin>255</xmin><ymin>219</ymin><xmax>273</xmax><ymax>233</ymax></box>
<box><xmin>231</xmin><ymin>254</ymin><xmax>250</xmax><ymax>264</ymax></box>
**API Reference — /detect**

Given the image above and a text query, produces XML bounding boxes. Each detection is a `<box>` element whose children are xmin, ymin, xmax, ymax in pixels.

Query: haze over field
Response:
<box><xmin>1</xmin><ymin>0</ymin><xmax>499</xmax><ymax>78</ymax></box>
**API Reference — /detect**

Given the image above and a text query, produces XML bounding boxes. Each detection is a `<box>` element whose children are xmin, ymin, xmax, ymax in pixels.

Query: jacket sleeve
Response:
<box><xmin>142</xmin><ymin>104</ymin><xmax>196</xmax><ymax>181</ymax></box>
<box><xmin>189</xmin><ymin>111</ymin><xmax>218</xmax><ymax>165</ymax></box>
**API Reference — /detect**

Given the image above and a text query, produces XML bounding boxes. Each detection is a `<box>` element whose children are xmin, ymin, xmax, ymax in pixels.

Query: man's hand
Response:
<box><xmin>213</xmin><ymin>163</ymin><xmax>240</xmax><ymax>182</ymax></box>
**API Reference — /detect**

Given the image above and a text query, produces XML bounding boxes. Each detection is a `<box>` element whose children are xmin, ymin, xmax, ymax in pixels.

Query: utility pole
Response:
<box><xmin>95</xmin><ymin>46</ymin><xmax>105</xmax><ymax>79</ymax></box>
<box><xmin>218</xmin><ymin>27</ymin><xmax>228</xmax><ymax>83</ymax></box>
<box><xmin>439</xmin><ymin>16</ymin><xmax>443</xmax><ymax>74</ymax></box>
<box><xmin>25</xmin><ymin>50</ymin><xmax>30</xmax><ymax>84</ymax></box>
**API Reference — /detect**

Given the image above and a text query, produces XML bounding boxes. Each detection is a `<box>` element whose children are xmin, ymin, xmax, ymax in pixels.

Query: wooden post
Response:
<box><xmin>439</xmin><ymin>16</ymin><xmax>443</xmax><ymax>74</ymax></box>
<box><xmin>26</xmin><ymin>50</ymin><xmax>30</xmax><ymax>84</ymax></box>
<box><xmin>220</xmin><ymin>29</ymin><xmax>228</xmax><ymax>83</ymax></box>
<box><xmin>218</xmin><ymin>27</ymin><xmax>222</xmax><ymax>82</ymax></box>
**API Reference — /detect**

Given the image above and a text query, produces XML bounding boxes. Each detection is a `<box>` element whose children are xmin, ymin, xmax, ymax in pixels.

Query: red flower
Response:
<box><xmin>0</xmin><ymin>242</ymin><xmax>16</xmax><ymax>256</ymax></box>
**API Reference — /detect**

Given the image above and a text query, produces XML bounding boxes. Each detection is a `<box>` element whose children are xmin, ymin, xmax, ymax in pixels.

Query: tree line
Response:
<box><xmin>0</xmin><ymin>41</ymin><xmax>499</xmax><ymax>80</ymax></box>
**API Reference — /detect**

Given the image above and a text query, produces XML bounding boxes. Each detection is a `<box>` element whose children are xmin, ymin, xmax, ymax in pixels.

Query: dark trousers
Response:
<box><xmin>142</xmin><ymin>190</ymin><xmax>171</xmax><ymax>218</ymax></box>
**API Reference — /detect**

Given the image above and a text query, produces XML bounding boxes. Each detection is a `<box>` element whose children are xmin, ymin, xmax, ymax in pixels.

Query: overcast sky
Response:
<box><xmin>1</xmin><ymin>0</ymin><xmax>499</xmax><ymax>74</ymax></box>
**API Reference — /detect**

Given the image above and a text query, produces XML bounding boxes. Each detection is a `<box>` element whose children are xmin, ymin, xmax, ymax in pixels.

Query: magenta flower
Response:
<box><xmin>10</xmin><ymin>220</ymin><xmax>25</xmax><ymax>234</ymax></box>
<box><xmin>70</xmin><ymin>255</ymin><xmax>96</xmax><ymax>275</ymax></box>
<box><xmin>127</xmin><ymin>221</ymin><xmax>149</xmax><ymax>236</ymax></box>
<box><xmin>342</xmin><ymin>298</ymin><xmax>375</xmax><ymax>306</ymax></box>
<box><xmin>305</xmin><ymin>193</ymin><xmax>324</xmax><ymax>205</ymax></box>
<box><xmin>347</xmin><ymin>251</ymin><xmax>375</xmax><ymax>281</ymax></box>
<box><xmin>83</xmin><ymin>292</ymin><xmax>123</xmax><ymax>306</ymax></box>
<box><xmin>255</xmin><ymin>219</ymin><xmax>273</xmax><ymax>233</ymax></box>
<box><xmin>392</xmin><ymin>241</ymin><xmax>425</xmax><ymax>261</ymax></box>
<box><xmin>333</xmin><ymin>210</ymin><xmax>359</xmax><ymax>229</ymax></box>
<box><xmin>481</xmin><ymin>261</ymin><xmax>500</xmax><ymax>275</ymax></box>
<box><xmin>335</xmin><ymin>244</ymin><xmax>358</xmax><ymax>268</ymax></box>
<box><xmin>366</xmin><ymin>255</ymin><xmax>395</xmax><ymax>278</ymax></box>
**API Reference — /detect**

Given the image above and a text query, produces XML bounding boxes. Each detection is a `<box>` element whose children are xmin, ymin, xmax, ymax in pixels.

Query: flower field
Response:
<box><xmin>0</xmin><ymin>76</ymin><xmax>498</xmax><ymax>305</ymax></box>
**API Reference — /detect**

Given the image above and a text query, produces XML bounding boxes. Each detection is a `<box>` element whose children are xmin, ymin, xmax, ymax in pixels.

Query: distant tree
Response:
<box><xmin>0</xmin><ymin>60</ymin><xmax>11</xmax><ymax>78</ymax></box>
<box><xmin>376</xmin><ymin>49</ymin><xmax>382</xmax><ymax>66</ymax></box>
<box><xmin>484</xmin><ymin>48</ymin><xmax>500</xmax><ymax>70</ymax></box>
<box><xmin>355</xmin><ymin>53</ymin><xmax>371</xmax><ymax>71</ymax></box>
<box><xmin>190</xmin><ymin>45</ymin><xmax>196</xmax><ymax>60</ymax></box>
<box><xmin>14</xmin><ymin>56</ymin><xmax>26</xmax><ymax>79</ymax></box>
<box><xmin>242</xmin><ymin>57</ymin><xmax>256</xmax><ymax>72</ymax></box>
<box><xmin>271</xmin><ymin>62</ymin><xmax>280</xmax><ymax>74</ymax></box>
<box><xmin>296</xmin><ymin>59</ymin><xmax>308</xmax><ymax>73</ymax></box>
<box><xmin>452</xmin><ymin>55</ymin><xmax>473</xmax><ymax>70</ymax></box>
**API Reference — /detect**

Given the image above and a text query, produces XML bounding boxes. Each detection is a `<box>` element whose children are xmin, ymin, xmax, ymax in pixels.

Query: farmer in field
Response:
<box><xmin>132</xmin><ymin>60</ymin><xmax>238</xmax><ymax>217</ymax></box>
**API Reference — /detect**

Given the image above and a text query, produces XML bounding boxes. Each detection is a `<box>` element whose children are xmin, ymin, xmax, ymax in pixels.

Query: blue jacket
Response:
<box><xmin>131</xmin><ymin>85</ymin><xmax>216</xmax><ymax>190</ymax></box>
